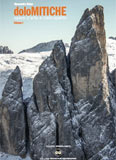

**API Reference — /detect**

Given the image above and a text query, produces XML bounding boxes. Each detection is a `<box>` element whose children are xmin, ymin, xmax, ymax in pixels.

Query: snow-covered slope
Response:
<box><xmin>0</xmin><ymin>152</ymin><xmax>31</xmax><ymax>160</ymax></box>
<box><xmin>0</xmin><ymin>39</ymin><xmax>116</xmax><ymax>160</ymax></box>
<box><xmin>19</xmin><ymin>41</ymin><xmax>69</xmax><ymax>53</ymax></box>
<box><xmin>0</xmin><ymin>47</ymin><xmax>69</xmax><ymax>100</ymax></box>
<box><xmin>0</xmin><ymin>40</ymin><xmax>116</xmax><ymax>100</ymax></box>
<box><xmin>107</xmin><ymin>39</ymin><xmax>116</xmax><ymax>72</ymax></box>
<box><xmin>0</xmin><ymin>52</ymin><xmax>51</xmax><ymax>100</ymax></box>
<box><xmin>19</xmin><ymin>40</ymin><xmax>58</xmax><ymax>53</ymax></box>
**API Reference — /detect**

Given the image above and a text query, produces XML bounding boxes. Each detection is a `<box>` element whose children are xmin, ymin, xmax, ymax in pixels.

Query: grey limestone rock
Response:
<box><xmin>0</xmin><ymin>66</ymin><xmax>26</xmax><ymax>157</ymax></box>
<box><xmin>69</xmin><ymin>5</ymin><xmax>108</xmax><ymax>102</ymax></box>
<box><xmin>110</xmin><ymin>68</ymin><xmax>116</xmax><ymax>87</ymax></box>
<box><xmin>0</xmin><ymin>46</ymin><xmax>13</xmax><ymax>54</ymax></box>
<box><xmin>68</xmin><ymin>5</ymin><xmax>116</xmax><ymax>159</ymax></box>
<box><xmin>30</xmin><ymin>40</ymin><xmax>85</xmax><ymax>159</ymax></box>
<box><xmin>27</xmin><ymin>96</ymin><xmax>56</xmax><ymax>160</ymax></box>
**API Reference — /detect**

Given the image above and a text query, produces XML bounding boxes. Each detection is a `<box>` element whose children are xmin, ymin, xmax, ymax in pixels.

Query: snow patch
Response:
<box><xmin>0</xmin><ymin>52</ymin><xmax>51</xmax><ymax>100</ymax></box>
<box><xmin>107</xmin><ymin>39</ymin><xmax>116</xmax><ymax>72</ymax></box>
<box><xmin>0</xmin><ymin>152</ymin><xmax>31</xmax><ymax>160</ymax></box>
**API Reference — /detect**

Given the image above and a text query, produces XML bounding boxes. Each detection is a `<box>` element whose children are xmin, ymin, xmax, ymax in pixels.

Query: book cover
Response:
<box><xmin>0</xmin><ymin>0</ymin><xmax>116</xmax><ymax>160</ymax></box>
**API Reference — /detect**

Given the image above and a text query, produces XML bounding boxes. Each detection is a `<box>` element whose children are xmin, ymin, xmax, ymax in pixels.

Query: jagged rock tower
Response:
<box><xmin>28</xmin><ymin>41</ymin><xmax>85</xmax><ymax>159</ymax></box>
<box><xmin>0</xmin><ymin>66</ymin><xmax>26</xmax><ymax>157</ymax></box>
<box><xmin>68</xmin><ymin>5</ymin><xmax>116</xmax><ymax>159</ymax></box>
<box><xmin>69</xmin><ymin>5</ymin><xmax>109</xmax><ymax>103</ymax></box>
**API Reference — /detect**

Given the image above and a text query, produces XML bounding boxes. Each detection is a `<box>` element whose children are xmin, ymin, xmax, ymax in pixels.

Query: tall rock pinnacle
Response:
<box><xmin>0</xmin><ymin>66</ymin><xmax>26</xmax><ymax>157</ymax></box>
<box><xmin>69</xmin><ymin>5</ymin><xmax>109</xmax><ymax>102</ymax></box>
<box><xmin>29</xmin><ymin>41</ymin><xmax>85</xmax><ymax>159</ymax></box>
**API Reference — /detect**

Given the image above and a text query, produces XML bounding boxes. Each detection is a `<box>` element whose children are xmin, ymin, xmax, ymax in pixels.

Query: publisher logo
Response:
<box><xmin>55</xmin><ymin>149</ymin><xmax>62</xmax><ymax>155</ymax></box>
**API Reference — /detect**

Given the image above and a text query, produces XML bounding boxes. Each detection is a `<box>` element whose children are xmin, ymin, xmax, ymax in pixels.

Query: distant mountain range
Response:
<box><xmin>109</xmin><ymin>36</ymin><xmax>116</xmax><ymax>40</ymax></box>
<box><xmin>0</xmin><ymin>46</ymin><xmax>13</xmax><ymax>54</ymax></box>
<box><xmin>19</xmin><ymin>40</ymin><xmax>69</xmax><ymax>53</ymax></box>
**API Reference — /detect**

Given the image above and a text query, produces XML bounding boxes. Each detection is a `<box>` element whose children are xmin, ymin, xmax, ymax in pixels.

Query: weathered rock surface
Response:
<box><xmin>69</xmin><ymin>5</ymin><xmax>108</xmax><ymax>102</ymax></box>
<box><xmin>0</xmin><ymin>46</ymin><xmax>13</xmax><ymax>54</ymax></box>
<box><xmin>0</xmin><ymin>66</ymin><xmax>26</xmax><ymax>157</ymax></box>
<box><xmin>68</xmin><ymin>5</ymin><xmax>116</xmax><ymax>159</ymax></box>
<box><xmin>30</xmin><ymin>41</ymin><xmax>85</xmax><ymax>159</ymax></box>
<box><xmin>110</xmin><ymin>68</ymin><xmax>116</xmax><ymax>87</ymax></box>
<box><xmin>27</xmin><ymin>5</ymin><xmax>116</xmax><ymax>160</ymax></box>
<box><xmin>89</xmin><ymin>141</ymin><xmax>116</xmax><ymax>160</ymax></box>
<box><xmin>76</xmin><ymin>96</ymin><xmax>115</xmax><ymax>159</ymax></box>
<box><xmin>27</xmin><ymin>96</ymin><xmax>56</xmax><ymax>160</ymax></box>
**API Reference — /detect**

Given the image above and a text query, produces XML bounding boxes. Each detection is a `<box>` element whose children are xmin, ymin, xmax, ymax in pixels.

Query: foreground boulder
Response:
<box><xmin>0</xmin><ymin>66</ymin><xmax>26</xmax><ymax>157</ymax></box>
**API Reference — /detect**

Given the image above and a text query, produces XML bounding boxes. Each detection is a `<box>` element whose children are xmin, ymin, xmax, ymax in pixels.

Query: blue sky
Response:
<box><xmin>0</xmin><ymin>0</ymin><xmax>116</xmax><ymax>53</ymax></box>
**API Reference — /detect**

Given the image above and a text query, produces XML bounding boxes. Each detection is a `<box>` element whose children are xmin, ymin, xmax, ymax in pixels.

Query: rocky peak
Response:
<box><xmin>31</xmin><ymin>40</ymin><xmax>85</xmax><ymax>159</ymax></box>
<box><xmin>73</xmin><ymin>5</ymin><xmax>105</xmax><ymax>43</ymax></box>
<box><xmin>51</xmin><ymin>40</ymin><xmax>67</xmax><ymax>70</ymax></box>
<box><xmin>0</xmin><ymin>46</ymin><xmax>13</xmax><ymax>54</ymax></box>
<box><xmin>51</xmin><ymin>41</ymin><xmax>72</xmax><ymax>100</ymax></box>
<box><xmin>0</xmin><ymin>66</ymin><xmax>26</xmax><ymax>157</ymax></box>
<box><xmin>68</xmin><ymin>5</ymin><xmax>116</xmax><ymax>159</ymax></box>
<box><xmin>33</xmin><ymin>40</ymin><xmax>73</xmax><ymax>112</ymax></box>
<box><xmin>2</xmin><ymin>66</ymin><xmax>22</xmax><ymax>98</ymax></box>
<box><xmin>69</xmin><ymin>5</ymin><xmax>108</xmax><ymax>102</ymax></box>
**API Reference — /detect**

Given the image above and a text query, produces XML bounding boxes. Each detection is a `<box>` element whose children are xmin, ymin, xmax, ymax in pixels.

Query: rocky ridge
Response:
<box><xmin>0</xmin><ymin>46</ymin><xmax>13</xmax><ymax>54</ymax></box>
<box><xmin>0</xmin><ymin>5</ymin><xmax>116</xmax><ymax>160</ymax></box>
<box><xmin>19</xmin><ymin>40</ymin><xmax>69</xmax><ymax>54</ymax></box>
<box><xmin>109</xmin><ymin>37</ymin><xmax>116</xmax><ymax>40</ymax></box>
